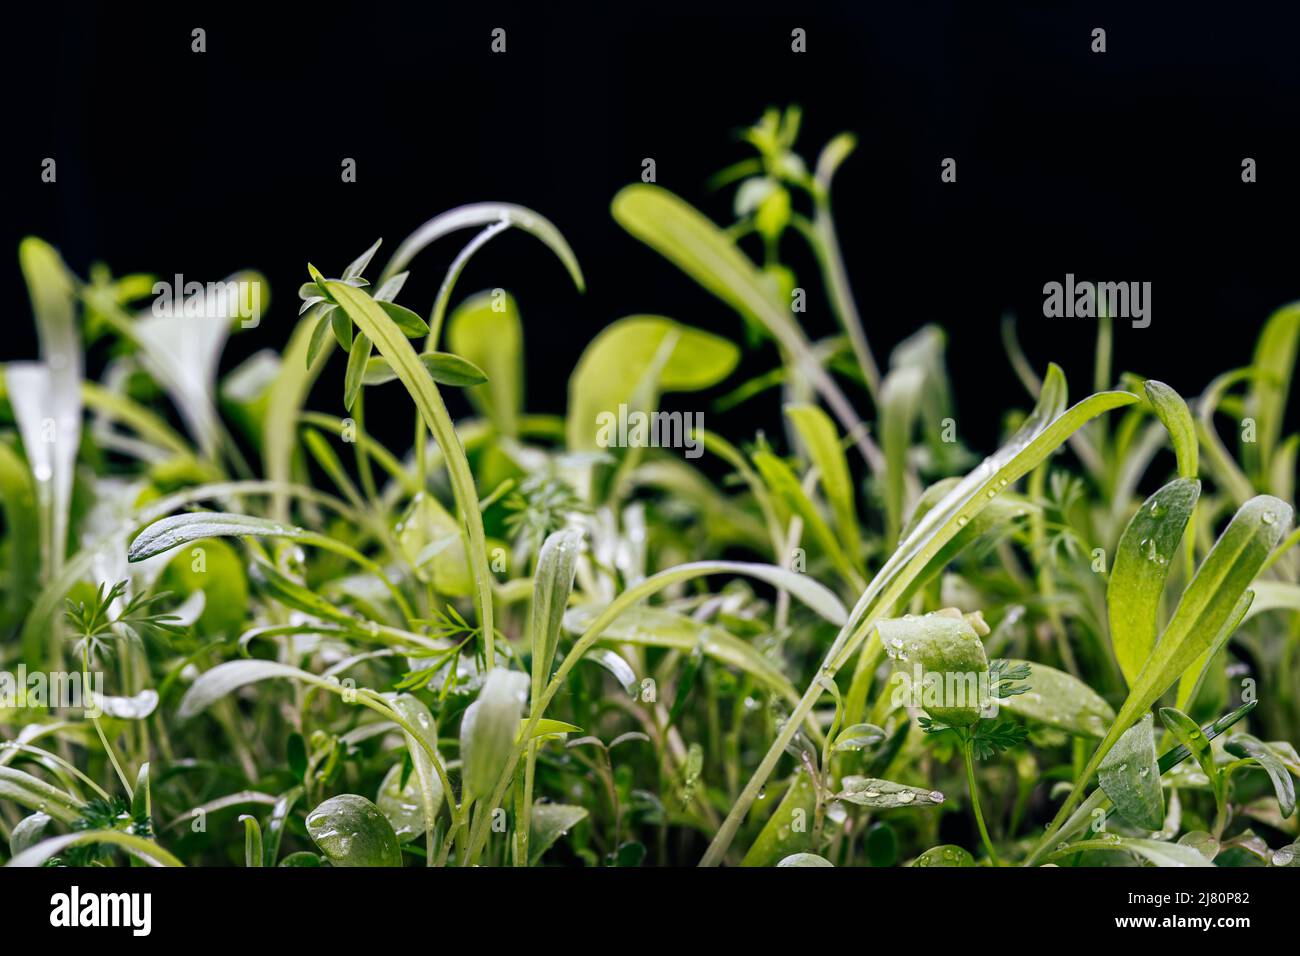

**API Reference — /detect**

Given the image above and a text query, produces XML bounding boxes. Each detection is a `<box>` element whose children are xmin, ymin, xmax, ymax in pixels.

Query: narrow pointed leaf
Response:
<box><xmin>461</xmin><ymin>668</ymin><xmax>530</xmax><ymax>802</ymax></box>
<box><xmin>1107</xmin><ymin>478</ymin><xmax>1201</xmax><ymax>686</ymax></box>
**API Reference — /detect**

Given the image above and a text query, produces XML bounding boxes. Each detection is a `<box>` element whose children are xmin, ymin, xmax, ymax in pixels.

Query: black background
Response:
<box><xmin>4</xmin><ymin>0</ymin><xmax>1298</xmax><ymax>454</ymax></box>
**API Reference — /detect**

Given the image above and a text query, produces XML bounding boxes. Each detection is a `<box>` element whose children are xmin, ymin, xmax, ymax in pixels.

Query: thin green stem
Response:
<box><xmin>962</xmin><ymin>736</ymin><xmax>1000</xmax><ymax>866</ymax></box>
<box><xmin>82</xmin><ymin>644</ymin><xmax>133</xmax><ymax>800</ymax></box>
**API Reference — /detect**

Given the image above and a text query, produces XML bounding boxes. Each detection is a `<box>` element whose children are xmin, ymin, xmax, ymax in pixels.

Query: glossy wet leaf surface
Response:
<box><xmin>306</xmin><ymin>794</ymin><xmax>403</xmax><ymax>867</ymax></box>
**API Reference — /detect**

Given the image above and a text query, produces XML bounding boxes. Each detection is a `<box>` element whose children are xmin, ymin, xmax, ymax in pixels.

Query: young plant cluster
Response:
<box><xmin>1</xmin><ymin>109</ymin><xmax>1298</xmax><ymax>868</ymax></box>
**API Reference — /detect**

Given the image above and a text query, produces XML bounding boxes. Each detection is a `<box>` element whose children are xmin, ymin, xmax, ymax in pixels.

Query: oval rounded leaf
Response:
<box><xmin>912</xmin><ymin>845</ymin><xmax>975</xmax><ymax>867</ymax></box>
<box><xmin>777</xmin><ymin>852</ymin><xmax>833</xmax><ymax>867</ymax></box>
<box><xmin>879</xmin><ymin>611</ymin><xmax>989</xmax><ymax>727</ymax></box>
<box><xmin>566</xmin><ymin>315</ymin><xmax>739</xmax><ymax>451</ymax></box>
<box><xmin>305</xmin><ymin>794</ymin><xmax>402</xmax><ymax>867</ymax></box>
<box><xmin>1099</xmin><ymin>713</ymin><xmax>1164</xmax><ymax>830</ymax></box>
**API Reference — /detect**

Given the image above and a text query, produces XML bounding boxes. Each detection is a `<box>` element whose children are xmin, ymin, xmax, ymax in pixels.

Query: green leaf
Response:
<box><xmin>1225</xmin><ymin>734</ymin><xmax>1296</xmax><ymax>818</ymax></box>
<box><xmin>267</xmin><ymin>313</ymin><xmax>334</xmax><ymax>520</ymax></box>
<box><xmin>583</xmin><ymin>648</ymin><xmax>638</xmax><ymax>695</ymax></box>
<box><xmin>9</xmin><ymin>813</ymin><xmax>52</xmax><ymax>857</ymax></box>
<box><xmin>997</xmin><ymin>659</ymin><xmax>1113</xmax><ymax>737</ymax></box>
<box><xmin>448</xmin><ymin>289</ymin><xmax>523</xmax><ymax>436</ymax></box>
<box><xmin>531</xmin><ymin>529</ymin><xmax>582</xmax><ymax>699</ymax></box>
<box><xmin>0</xmin><ymin>767</ymin><xmax>84</xmax><ymax>825</ymax></box>
<box><xmin>1244</xmin><ymin>581</ymin><xmax>1300</xmax><ymax>622</ymax></box>
<box><xmin>331</xmin><ymin>304</ymin><xmax>354</xmax><ymax>351</ymax></box>
<box><xmin>1118</xmin><ymin>496</ymin><xmax>1291</xmax><ymax>737</ymax></box>
<box><xmin>1046</xmin><ymin>495</ymin><xmax>1293</xmax><ymax>849</ymax></box>
<box><xmin>837</xmin><ymin>776</ymin><xmax>946</xmax><ymax>809</ymax></box>
<box><xmin>528</xmin><ymin>803</ymin><xmax>588</xmax><ymax>865</ymax></box>
<box><xmin>1098</xmin><ymin>714</ymin><xmax>1164</xmax><ymax>829</ymax></box>
<box><xmin>1107</xmin><ymin>478</ymin><xmax>1201</xmax><ymax>686</ymax></box>
<box><xmin>16</xmin><ymin>237</ymin><xmax>81</xmax><ymax>576</ymax></box>
<box><xmin>395</xmin><ymin>492</ymin><xmax>473</xmax><ymax>597</ymax></box>
<box><xmin>383</xmin><ymin>694</ymin><xmax>445</xmax><ymax>841</ymax></box>
<box><xmin>566</xmin><ymin>315</ymin><xmax>738</xmax><ymax>451</ymax></box>
<box><xmin>306</xmin><ymin>794</ymin><xmax>403</xmax><ymax>867</ymax></box>
<box><xmin>0</xmin><ymin>439</ymin><xmax>40</xmax><ymax>630</ymax></box>
<box><xmin>461</xmin><ymin>668</ymin><xmax>530</xmax><ymax>802</ymax></box>
<box><xmin>1174</xmin><ymin>588</ymin><xmax>1254</xmax><ymax>714</ymax></box>
<box><xmin>562</xmin><ymin>604</ymin><xmax>799</xmax><ymax>706</ymax></box>
<box><xmin>832</xmin><ymin>723</ymin><xmax>887</xmax><ymax>753</ymax></box>
<box><xmin>379</xmin><ymin>202</ymin><xmax>584</xmax><ymax>292</ymax></box>
<box><xmin>880</xmin><ymin>365</ymin><xmax>925</xmax><ymax>545</ymax></box>
<box><xmin>753</xmin><ymin>449</ymin><xmax>863</xmax><ymax>588</ymax></box>
<box><xmin>912</xmin><ymin>845</ymin><xmax>975</xmax><ymax>867</ymax></box>
<box><xmin>784</xmin><ymin>403</ymin><xmax>860</xmax><ymax>560</ymax></box>
<box><xmin>706</xmin><ymin>368</ymin><xmax>1141</xmax><ymax>866</ymax></box>
<box><xmin>177</xmin><ymin>660</ymin><xmax>347</xmax><ymax>720</ymax></box>
<box><xmin>377</xmin><ymin>763</ymin><xmax>430</xmax><ymax>843</ymax></box>
<box><xmin>343</xmin><ymin>331</ymin><xmax>371</xmax><ymax>411</ymax></box>
<box><xmin>240</xmin><ymin>815</ymin><xmax>264</xmax><ymax>867</ymax></box>
<box><xmin>879</xmin><ymin>610</ymin><xmax>989</xmax><ymax>727</ymax></box>
<box><xmin>520</xmin><ymin>718</ymin><xmax>582</xmax><ymax>741</ymax></box>
<box><xmin>830</xmin><ymin>366</ymin><xmax>1136</xmax><ymax>675</ymax></box>
<box><xmin>1143</xmin><ymin>380</ymin><xmax>1198</xmax><ymax>479</ymax></box>
<box><xmin>1043</xmin><ymin>836</ymin><xmax>1212</xmax><ymax>867</ymax></box>
<box><xmin>1244</xmin><ymin>302</ymin><xmax>1300</xmax><ymax>473</ymax></box>
<box><xmin>613</xmin><ymin>184</ymin><xmax>889</xmax><ymax>476</ymax></box>
<box><xmin>1159</xmin><ymin>707</ymin><xmax>1218</xmax><ymax>790</ymax></box>
<box><xmin>159</xmin><ymin>536</ymin><xmax>248</xmax><ymax>638</ymax></box>
<box><xmin>377</xmin><ymin>300</ymin><xmax>431</xmax><ymax>337</ymax></box>
<box><xmin>324</xmin><ymin>279</ymin><xmax>496</xmax><ymax>665</ymax></box>
<box><xmin>342</xmin><ymin>237</ymin><xmax>382</xmax><ymax>281</ymax></box>
<box><xmin>777</xmin><ymin>852</ymin><xmax>833</xmax><ymax>867</ymax></box>
<box><xmin>127</xmin><ymin>512</ymin><xmax>307</xmax><ymax>562</ymax></box>
<box><xmin>741</xmin><ymin>771</ymin><xmax>817</xmax><ymax>866</ymax></box>
<box><xmin>306</xmin><ymin>310</ymin><xmax>333</xmax><ymax>368</ymax></box>
<box><xmin>248</xmin><ymin>557</ymin><xmax>356</xmax><ymax>627</ymax></box>
<box><xmin>611</xmin><ymin>185</ymin><xmax>810</xmax><ymax>359</ymax></box>
<box><xmin>363</xmin><ymin>350</ymin><xmax>488</xmax><ymax>388</ymax></box>
<box><xmin>7</xmin><ymin>830</ymin><xmax>184</xmax><ymax>868</ymax></box>
<box><xmin>132</xmin><ymin>272</ymin><xmax>266</xmax><ymax>459</ymax></box>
